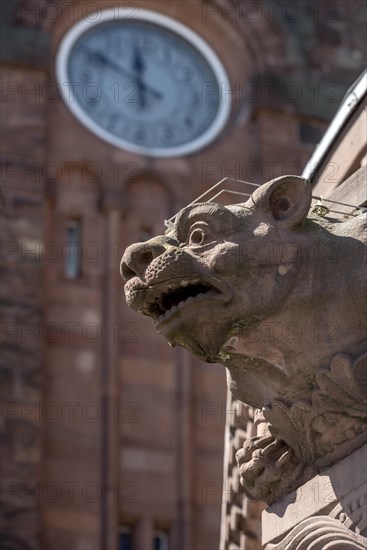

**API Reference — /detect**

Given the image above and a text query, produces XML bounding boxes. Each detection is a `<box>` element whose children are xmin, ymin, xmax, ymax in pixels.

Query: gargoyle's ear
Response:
<box><xmin>249</xmin><ymin>175</ymin><xmax>312</xmax><ymax>228</ymax></box>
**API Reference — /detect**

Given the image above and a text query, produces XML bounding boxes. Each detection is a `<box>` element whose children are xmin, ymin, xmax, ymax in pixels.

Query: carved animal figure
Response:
<box><xmin>121</xmin><ymin>176</ymin><xmax>367</xmax><ymax>503</ymax></box>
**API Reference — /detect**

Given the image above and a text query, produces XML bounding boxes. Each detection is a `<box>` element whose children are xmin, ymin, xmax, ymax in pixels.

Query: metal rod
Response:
<box><xmin>312</xmin><ymin>195</ymin><xmax>364</xmax><ymax>210</ymax></box>
<box><xmin>165</xmin><ymin>178</ymin><xmax>365</xmax><ymax>228</ymax></box>
<box><xmin>208</xmin><ymin>189</ymin><xmax>252</xmax><ymax>202</ymax></box>
<box><xmin>224</xmin><ymin>177</ymin><xmax>261</xmax><ymax>187</ymax></box>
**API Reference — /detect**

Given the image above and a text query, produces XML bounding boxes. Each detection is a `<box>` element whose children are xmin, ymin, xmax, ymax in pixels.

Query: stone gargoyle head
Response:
<box><xmin>121</xmin><ymin>175</ymin><xmax>367</xmax><ymax>502</ymax></box>
<box><xmin>121</xmin><ymin>176</ymin><xmax>315</xmax><ymax>362</ymax></box>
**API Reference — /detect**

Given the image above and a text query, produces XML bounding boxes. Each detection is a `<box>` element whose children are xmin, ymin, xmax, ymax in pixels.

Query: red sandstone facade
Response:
<box><xmin>1</xmin><ymin>1</ymin><xmax>366</xmax><ymax>549</ymax></box>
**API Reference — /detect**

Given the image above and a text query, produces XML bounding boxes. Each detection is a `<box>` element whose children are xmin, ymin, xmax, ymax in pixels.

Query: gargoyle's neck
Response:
<box><xmin>221</xmin><ymin>265</ymin><xmax>366</xmax><ymax>407</ymax></box>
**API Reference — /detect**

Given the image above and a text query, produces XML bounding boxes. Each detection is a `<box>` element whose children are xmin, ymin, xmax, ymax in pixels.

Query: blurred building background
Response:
<box><xmin>1</xmin><ymin>1</ymin><xmax>366</xmax><ymax>550</ymax></box>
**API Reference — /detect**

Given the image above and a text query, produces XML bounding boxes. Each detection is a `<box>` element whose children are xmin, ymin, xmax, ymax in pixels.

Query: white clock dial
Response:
<box><xmin>56</xmin><ymin>9</ymin><xmax>231</xmax><ymax>157</ymax></box>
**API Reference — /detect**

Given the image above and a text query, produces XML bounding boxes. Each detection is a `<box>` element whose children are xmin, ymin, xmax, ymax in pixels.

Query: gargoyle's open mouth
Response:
<box><xmin>147</xmin><ymin>279</ymin><xmax>219</xmax><ymax>324</ymax></box>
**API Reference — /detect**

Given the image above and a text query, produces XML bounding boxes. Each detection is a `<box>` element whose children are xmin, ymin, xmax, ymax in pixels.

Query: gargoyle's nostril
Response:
<box><xmin>140</xmin><ymin>251</ymin><xmax>154</xmax><ymax>265</ymax></box>
<box><xmin>121</xmin><ymin>262</ymin><xmax>136</xmax><ymax>281</ymax></box>
<box><xmin>121</xmin><ymin>240</ymin><xmax>167</xmax><ymax>281</ymax></box>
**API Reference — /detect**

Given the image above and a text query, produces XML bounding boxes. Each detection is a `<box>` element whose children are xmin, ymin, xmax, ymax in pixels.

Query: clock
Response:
<box><xmin>56</xmin><ymin>9</ymin><xmax>231</xmax><ymax>157</ymax></box>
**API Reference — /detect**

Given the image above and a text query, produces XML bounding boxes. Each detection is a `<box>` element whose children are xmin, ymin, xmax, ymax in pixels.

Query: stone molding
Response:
<box><xmin>264</xmin><ymin>516</ymin><xmax>367</xmax><ymax>549</ymax></box>
<box><xmin>262</xmin><ymin>444</ymin><xmax>367</xmax><ymax>547</ymax></box>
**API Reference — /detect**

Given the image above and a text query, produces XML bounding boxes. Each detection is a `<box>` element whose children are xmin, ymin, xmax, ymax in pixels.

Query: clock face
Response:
<box><xmin>56</xmin><ymin>9</ymin><xmax>231</xmax><ymax>157</ymax></box>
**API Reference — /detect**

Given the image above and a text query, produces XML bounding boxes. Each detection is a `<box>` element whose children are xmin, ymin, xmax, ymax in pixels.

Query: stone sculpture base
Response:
<box><xmin>262</xmin><ymin>444</ymin><xmax>367</xmax><ymax>549</ymax></box>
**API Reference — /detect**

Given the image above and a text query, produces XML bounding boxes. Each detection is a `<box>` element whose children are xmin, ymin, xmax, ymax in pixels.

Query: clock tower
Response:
<box><xmin>45</xmin><ymin>2</ymin><xmax>247</xmax><ymax>549</ymax></box>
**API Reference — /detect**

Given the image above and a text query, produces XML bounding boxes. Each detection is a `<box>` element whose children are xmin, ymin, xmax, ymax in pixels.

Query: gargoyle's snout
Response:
<box><xmin>120</xmin><ymin>237</ymin><xmax>176</xmax><ymax>281</ymax></box>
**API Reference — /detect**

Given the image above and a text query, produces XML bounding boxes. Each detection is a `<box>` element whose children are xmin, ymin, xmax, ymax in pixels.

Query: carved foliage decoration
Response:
<box><xmin>262</xmin><ymin>352</ymin><xmax>367</xmax><ymax>466</ymax></box>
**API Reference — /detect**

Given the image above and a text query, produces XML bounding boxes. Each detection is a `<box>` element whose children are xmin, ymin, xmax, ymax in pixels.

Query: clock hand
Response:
<box><xmin>132</xmin><ymin>46</ymin><xmax>144</xmax><ymax>74</ymax></box>
<box><xmin>132</xmin><ymin>47</ymin><xmax>146</xmax><ymax>108</ymax></box>
<box><xmin>136</xmin><ymin>80</ymin><xmax>146</xmax><ymax>108</ymax></box>
<box><xmin>85</xmin><ymin>49</ymin><xmax>162</xmax><ymax>100</ymax></box>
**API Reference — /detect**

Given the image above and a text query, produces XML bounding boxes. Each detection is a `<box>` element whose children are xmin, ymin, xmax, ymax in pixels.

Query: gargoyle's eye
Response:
<box><xmin>188</xmin><ymin>223</ymin><xmax>213</xmax><ymax>247</ymax></box>
<box><xmin>190</xmin><ymin>228</ymin><xmax>205</xmax><ymax>245</ymax></box>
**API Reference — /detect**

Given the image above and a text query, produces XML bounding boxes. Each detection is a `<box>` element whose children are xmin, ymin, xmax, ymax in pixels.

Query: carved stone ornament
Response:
<box><xmin>263</xmin><ymin>351</ymin><xmax>367</xmax><ymax>464</ymax></box>
<box><xmin>120</xmin><ymin>175</ymin><xmax>367</xmax><ymax>508</ymax></box>
<box><xmin>264</xmin><ymin>516</ymin><xmax>367</xmax><ymax>549</ymax></box>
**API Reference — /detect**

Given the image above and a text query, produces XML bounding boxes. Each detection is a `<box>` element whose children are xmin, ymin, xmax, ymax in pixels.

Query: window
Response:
<box><xmin>65</xmin><ymin>219</ymin><xmax>81</xmax><ymax>279</ymax></box>
<box><xmin>153</xmin><ymin>530</ymin><xmax>169</xmax><ymax>550</ymax></box>
<box><xmin>118</xmin><ymin>526</ymin><xmax>132</xmax><ymax>550</ymax></box>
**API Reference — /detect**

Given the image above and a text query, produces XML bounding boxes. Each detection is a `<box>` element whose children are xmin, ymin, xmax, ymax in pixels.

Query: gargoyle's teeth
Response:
<box><xmin>156</xmin><ymin>287</ymin><xmax>218</xmax><ymax>323</ymax></box>
<box><xmin>167</xmin><ymin>283</ymin><xmax>177</xmax><ymax>291</ymax></box>
<box><xmin>179</xmin><ymin>280</ymin><xmax>194</xmax><ymax>287</ymax></box>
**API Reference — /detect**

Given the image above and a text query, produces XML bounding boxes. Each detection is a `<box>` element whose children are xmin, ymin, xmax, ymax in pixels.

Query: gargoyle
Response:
<box><xmin>120</xmin><ymin>175</ymin><xmax>367</xmax><ymax>504</ymax></box>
